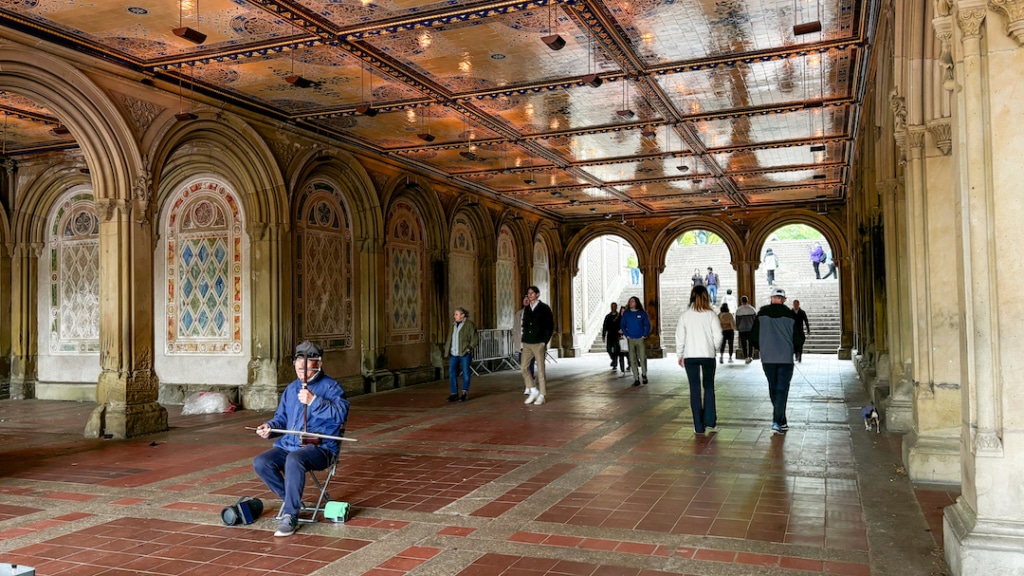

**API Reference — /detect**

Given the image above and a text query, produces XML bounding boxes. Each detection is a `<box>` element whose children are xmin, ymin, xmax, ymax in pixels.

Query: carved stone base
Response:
<box><xmin>646</xmin><ymin>346</ymin><xmax>665</xmax><ymax>360</ymax></box>
<box><xmin>884</xmin><ymin>394</ymin><xmax>914</xmax><ymax>433</ymax></box>
<box><xmin>944</xmin><ymin>498</ymin><xmax>1024</xmax><ymax>575</ymax></box>
<box><xmin>837</xmin><ymin>346</ymin><xmax>852</xmax><ymax>360</ymax></box>
<box><xmin>8</xmin><ymin>378</ymin><xmax>35</xmax><ymax>400</ymax></box>
<box><xmin>85</xmin><ymin>401</ymin><xmax>168</xmax><ymax>439</ymax></box>
<box><xmin>558</xmin><ymin>347</ymin><xmax>583</xmax><ymax>358</ymax></box>
<box><xmin>903</xmin><ymin>428</ymin><xmax>962</xmax><ymax>484</ymax></box>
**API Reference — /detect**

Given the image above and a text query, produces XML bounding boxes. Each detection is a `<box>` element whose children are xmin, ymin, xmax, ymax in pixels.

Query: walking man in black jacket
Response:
<box><xmin>522</xmin><ymin>286</ymin><xmax>555</xmax><ymax>406</ymax></box>
<box><xmin>601</xmin><ymin>303</ymin><xmax>621</xmax><ymax>370</ymax></box>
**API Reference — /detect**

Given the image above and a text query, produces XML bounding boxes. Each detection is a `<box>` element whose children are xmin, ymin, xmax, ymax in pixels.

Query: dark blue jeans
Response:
<box><xmin>449</xmin><ymin>353</ymin><xmax>472</xmax><ymax>394</ymax></box>
<box><xmin>708</xmin><ymin>284</ymin><xmax>718</xmax><ymax>305</ymax></box>
<box><xmin>762</xmin><ymin>363</ymin><xmax>795</xmax><ymax>426</ymax></box>
<box><xmin>606</xmin><ymin>337</ymin><xmax>621</xmax><ymax>364</ymax></box>
<box><xmin>684</xmin><ymin>358</ymin><xmax>717</xmax><ymax>432</ymax></box>
<box><xmin>253</xmin><ymin>445</ymin><xmax>332</xmax><ymax>516</ymax></box>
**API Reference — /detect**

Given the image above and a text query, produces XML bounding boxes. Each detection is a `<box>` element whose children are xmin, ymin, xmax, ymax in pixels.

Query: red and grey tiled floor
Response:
<box><xmin>0</xmin><ymin>355</ymin><xmax>955</xmax><ymax>575</ymax></box>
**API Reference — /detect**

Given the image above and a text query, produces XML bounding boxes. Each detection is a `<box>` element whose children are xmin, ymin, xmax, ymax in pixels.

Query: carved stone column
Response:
<box><xmin>555</xmin><ymin>262</ymin><xmax>579</xmax><ymax>357</ymax></box>
<box><xmin>639</xmin><ymin>261</ymin><xmax>664</xmax><ymax>358</ymax></box>
<box><xmin>0</xmin><ymin>242</ymin><xmax>10</xmax><ymax>398</ymax></box>
<box><xmin>243</xmin><ymin>221</ymin><xmax>289</xmax><ymax>410</ymax></box>
<box><xmin>357</xmin><ymin>236</ymin><xmax>388</xmax><ymax>392</ymax></box>
<box><xmin>735</xmin><ymin>259</ymin><xmax>758</xmax><ymax>305</ymax></box>
<box><xmin>907</xmin><ymin>127</ymin><xmax>934</xmax><ymax>386</ymax></box>
<box><xmin>989</xmin><ymin>0</ymin><xmax>1024</xmax><ymax>42</ymax></box>
<box><xmin>943</xmin><ymin>3</ymin><xmax>1024</xmax><ymax>573</ymax></box>
<box><xmin>879</xmin><ymin>176</ymin><xmax>913</xmax><ymax>430</ymax></box>
<box><xmin>8</xmin><ymin>242</ymin><xmax>43</xmax><ymax>400</ymax></box>
<box><xmin>85</xmin><ymin>196</ymin><xmax>166</xmax><ymax>439</ymax></box>
<box><xmin>837</xmin><ymin>254</ymin><xmax>854</xmax><ymax>360</ymax></box>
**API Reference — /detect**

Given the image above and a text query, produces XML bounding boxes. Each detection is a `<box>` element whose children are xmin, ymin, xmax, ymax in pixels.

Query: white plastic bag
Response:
<box><xmin>181</xmin><ymin>391</ymin><xmax>235</xmax><ymax>415</ymax></box>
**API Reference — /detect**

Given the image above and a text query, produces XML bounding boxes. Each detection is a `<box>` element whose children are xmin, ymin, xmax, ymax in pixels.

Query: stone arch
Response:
<box><xmin>651</xmin><ymin>217</ymin><xmax>745</xmax><ymax>272</ymax></box>
<box><xmin>495</xmin><ymin>224</ymin><xmax>520</xmax><ymax>329</ymax></box>
<box><xmin>447</xmin><ymin>202</ymin><xmax>495</xmax><ymax>261</ymax></box>
<box><xmin>150</xmin><ymin>117</ymin><xmax>286</xmax><ymax>228</ymax></box>
<box><xmin>563</xmin><ymin>223</ymin><xmax>648</xmax><ymax>277</ymax></box>
<box><xmin>0</xmin><ymin>46</ymin><xmax>141</xmax><ymax>201</ymax></box>
<box><xmin>154</xmin><ymin>176</ymin><xmax>251</xmax><ymax>400</ymax></box>
<box><xmin>291</xmin><ymin>153</ymin><xmax>382</xmax><ymax>245</ymax></box>
<box><xmin>448</xmin><ymin>212</ymin><xmax>481</xmax><ymax>320</ymax></box>
<box><xmin>12</xmin><ymin>162</ymin><xmax>92</xmax><ymax>245</ymax></box>
<box><xmin>381</xmin><ymin>175</ymin><xmax>446</xmax><ymax>255</ymax></box>
<box><xmin>746</xmin><ymin>210</ymin><xmax>847</xmax><ymax>264</ymax></box>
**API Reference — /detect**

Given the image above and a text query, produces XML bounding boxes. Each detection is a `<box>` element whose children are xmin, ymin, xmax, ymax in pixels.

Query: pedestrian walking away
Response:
<box><xmin>676</xmin><ymin>285</ymin><xmax>723</xmax><ymax>434</ymax></box>
<box><xmin>735</xmin><ymin>296</ymin><xmax>757</xmax><ymax>363</ymax></box>
<box><xmin>763</xmin><ymin>248</ymin><xmax>779</xmax><ymax>287</ymax></box>
<box><xmin>718</xmin><ymin>303</ymin><xmax>736</xmax><ymax>363</ymax></box>
<box><xmin>791</xmin><ymin>299</ymin><xmax>811</xmax><ymax>362</ymax></box>
<box><xmin>810</xmin><ymin>242</ymin><xmax>825</xmax><ymax>279</ymax></box>
<box><xmin>749</xmin><ymin>288</ymin><xmax>804</xmax><ymax>435</ymax></box>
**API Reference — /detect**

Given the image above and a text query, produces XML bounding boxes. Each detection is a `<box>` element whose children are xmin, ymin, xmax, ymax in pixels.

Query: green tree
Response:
<box><xmin>676</xmin><ymin>230</ymin><xmax>723</xmax><ymax>245</ymax></box>
<box><xmin>769</xmin><ymin>224</ymin><xmax>824</xmax><ymax>241</ymax></box>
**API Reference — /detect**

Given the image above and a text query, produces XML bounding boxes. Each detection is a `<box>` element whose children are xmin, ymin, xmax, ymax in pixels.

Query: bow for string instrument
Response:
<box><xmin>300</xmin><ymin>355</ymin><xmax>318</xmax><ymax>445</ymax></box>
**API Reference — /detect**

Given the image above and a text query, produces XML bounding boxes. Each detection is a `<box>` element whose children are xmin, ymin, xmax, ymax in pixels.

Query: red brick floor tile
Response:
<box><xmin>735</xmin><ymin>552</ymin><xmax>780</xmax><ymax>567</ymax></box>
<box><xmin>824</xmin><ymin>560</ymin><xmax>872</xmax><ymax>576</ymax></box>
<box><xmin>437</xmin><ymin>525</ymin><xmax>476</xmax><ymax>536</ymax></box>
<box><xmin>543</xmin><ymin>534</ymin><xmax>584</xmax><ymax>547</ymax></box>
<box><xmin>614</xmin><ymin>541</ymin><xmax>657</xmax><ymax>555</ymax></box>
<box><xmin>780</xmin><ymin>556</ymin><xmax>825</xmax><ymax>571</ymax></box>
<box><xmin>693</xmin><ymin>548</ymin><xmax>736</xmax><ymax>562</ymax></box>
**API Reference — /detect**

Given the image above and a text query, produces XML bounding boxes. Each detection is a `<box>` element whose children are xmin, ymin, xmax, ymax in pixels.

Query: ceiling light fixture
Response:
<box><xmin>641</xmin><ymin>125</ymin><xmax>657</xmax><ymax>138</ymax></box>
<box><xmin>810</xmin><ymin>144</ymin><xmax>826</xmax><ymax>152</ymax></box>
<box><xmin>286</xmin><ymin>75</ymin><xmax>316</xmax><ymax>89</ymax></box>
<box><xmin>793</xmin><ymin>0</ymin><xmax>822</xmax><ymax>35</ymax></box>
<box><xmin>582</xmin><ymin>33</ymin><xmax>602</xmax><ymax>88</ymax></box>
<box><xmin>172</xmin><ymin>0</ymin><xmax>207</xmax><ymax>44</ymax></box>
<box><xmin>50</xmin><ymin>124</ymin><xmax>70</xmax><ymax>136</ymax></box>
<box><xmin>541</xmin><ymin>2</ymin><xmax>565</xmax><ymax>50</ymax></box>
<box><xmin>616</xmin><ymin>77</ymin><xmax>635</xmax><ymax>118</ymax></box>
<box><xmin>174</xmin><ymin>63</ymin><xmax>197</xmax><ymax>122</ymax></box>
<box><xmin>356</xmin><ymin>63</ymin><xmax>377</xmax><ymax>116</ymax></box>
<box><xmin>417</xmin><ymin>104</ymin><xmax>435</xmax><ymax>141</ymax></box>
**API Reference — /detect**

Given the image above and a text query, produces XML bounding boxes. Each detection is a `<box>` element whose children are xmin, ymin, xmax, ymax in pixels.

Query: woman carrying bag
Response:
<box><xmin>675</xmin><ymin>285</ymin><xmax>723</xmax><ymax>434</ymax></box>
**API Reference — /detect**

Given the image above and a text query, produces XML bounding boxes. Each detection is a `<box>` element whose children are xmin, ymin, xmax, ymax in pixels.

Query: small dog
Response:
<box><xmin>861</xmin><ymin>404</ymin><xmax>880</xmax><ymax>433</ymax></box>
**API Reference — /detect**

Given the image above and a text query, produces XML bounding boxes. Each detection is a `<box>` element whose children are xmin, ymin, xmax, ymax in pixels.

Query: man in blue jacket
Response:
<box><xmin>254</xmin><ymin>340</ymin><xmax>349</xmax><ymax>536</ymax></box>
<box><xmin>749</xmin><ymin>288</ymin><xmax>804</xmax><ymax>435</ymax></box>
<box><xmin>620</xmin><ymin>296</ymin><xmax>652</xmax><ymax>387</ymax></box>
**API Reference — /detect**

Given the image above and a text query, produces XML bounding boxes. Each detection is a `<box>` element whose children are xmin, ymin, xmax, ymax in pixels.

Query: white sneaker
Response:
<box><xmin>745</xmin><ymin>357</ymin><xmax>752</xmax><ymax>364</ymax></box>
<box><xmin>525</xmin><ymin>388</ymin><xmax>540</xmax><ymax>404</ymax></box>
<box><xmin>533</xmin><ymin>395</ymin><xmax>545</xmax><ymax>406</ymax></box>
<box><xmin>524</xmin><ymin>389</ymin><xmax>530</xmax><ymax>395</ymax></box>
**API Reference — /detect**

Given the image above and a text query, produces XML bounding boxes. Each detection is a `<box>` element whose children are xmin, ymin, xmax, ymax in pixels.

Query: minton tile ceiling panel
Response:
<box><xmin>532</xmin><ymin>128</ymin><xmax>677</xmax><ymax>164</ymax></box>
<box><xmin>577</xmin><ymin>157</ymin><xmax>704</xmax><ymax>184</ymax></box>
<box><xmin>693</xmin><ymin>107</ymin><xmax>846</xmax><ymax>148</ymax></box>
<box><xmin>612</xmin><ymin>0</ymin><xmax>859</xmax><ymax>66</ymax></box>
<box><xmin>472</xmin><ymin>80</ymin><xmax>660</xmax><ymax>136</ymax></box>
<box><xmin>712</xmin><ymin>144</ymin><xmax>843</xmax><ymax>171</ymax></box>
<box><xmin>0</xmin><ymin>0</ymin><xmax>294</xmax><ymax>61</ymax></box>
<box><xmin>188</xmin><ymin>45</ymin><xmax>426</xmax><ymax>114</ymax></box>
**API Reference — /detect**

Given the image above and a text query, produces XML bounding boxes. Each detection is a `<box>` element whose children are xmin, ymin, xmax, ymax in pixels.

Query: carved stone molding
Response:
<box><xmin>908</xmin><ymin>128</ymin><xmax>926</xmax><ymax>149</ymax></box>
<box><xmin>957</xmin><ymin>7</ymin><xmax>987</xmax><ymax>37</ymax></box>
<box><xmin>975</xmin><ymin>430</ymin><xmax>1003</xmax><ymax>453</ymax></box>
<box><xmin>3</xmin><ymin>157</ymin><xmax>16</xmax><ymax>175</ymax></box>
<box><xmin>927</xmin><ymin>121</ymin><xmax>953</xmax><ymax>155</ymax></box>
<box><xmin>989</xmin><ymin>0</ymin><xmax>1024</xmax><ymax>42</ymax></box>
<box><xmin>889</xmin><ymin>87</ymin><xmax>907</xmax><ymax>131</ymax></box>
<box><xmin>94</xmin><ymin>198</ymin><xmax>126</xmax><ymax>222</ymax></box>
<box><xmin>247</xmin><ymin>221</ymin><xmax>270</xmax><ymax>242</ymax></box>
<box><xmin>115</xmin><ymin>93</ymin><xmax>163</xmax><ymax>138</ymax></box>
<box><xmin>132</xmin><ymin>161</ymin><xmax>152</xmax><ymax>224</ymax></box>
<box><xmin>933</xmin><ymin>16</ymin><xmax>956</xmax><ymax>92</ymax></box>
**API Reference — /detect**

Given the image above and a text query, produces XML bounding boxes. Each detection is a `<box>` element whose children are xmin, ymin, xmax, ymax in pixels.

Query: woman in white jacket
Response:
<box><xmin>676</xmin><ymin>285</ymin><xmax>724</xmax><ymax>434</ymax></box>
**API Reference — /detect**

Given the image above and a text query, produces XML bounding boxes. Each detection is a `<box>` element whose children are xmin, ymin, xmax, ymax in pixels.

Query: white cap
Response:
<box><xmin>770</xmin><ymin>287</ymin><xmax>787</xmax><ymax>299</ymax></box>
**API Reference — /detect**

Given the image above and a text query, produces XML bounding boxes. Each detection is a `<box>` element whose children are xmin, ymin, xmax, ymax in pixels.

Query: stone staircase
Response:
<box><xmin>587</xmin><ymin>239</ymin><xmax>841</xmax><ymax>355</ymax></box>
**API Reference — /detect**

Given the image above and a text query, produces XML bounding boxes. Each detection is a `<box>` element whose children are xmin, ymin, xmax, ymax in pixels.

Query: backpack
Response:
<box><xmin>819</xmin><ymin>252</ymin><xmax>827</xmax><ymax>263</ymax></box>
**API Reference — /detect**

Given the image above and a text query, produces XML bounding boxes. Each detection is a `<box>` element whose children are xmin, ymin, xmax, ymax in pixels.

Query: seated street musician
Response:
<box><xmin>253</xmin><ymin>340</ymin><xmax>349</xmax><ymax>536</ymax></box>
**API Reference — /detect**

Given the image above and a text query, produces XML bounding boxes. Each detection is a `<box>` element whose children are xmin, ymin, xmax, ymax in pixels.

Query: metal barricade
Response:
<box><xmin>470</xmin><ymin>329</ymin><xmax>517</xmax><ymax>375</ymax></box>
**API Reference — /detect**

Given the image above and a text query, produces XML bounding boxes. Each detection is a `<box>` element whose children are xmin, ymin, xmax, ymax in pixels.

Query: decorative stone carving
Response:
<box><xmin>989</xmin><ymin>0</ymin><xmax>1024</xmax><ymax>43</ymax></box>
<box><xmin>957</xmin><ymin>7</ymin><xmax>987</xmax><ymax>37</ymax></box>
<box><xmin>908</xmin><ymin>128</ymin><xmax>926</xmax><ymax>149</ymax></box>
<box><xmin>927</xmin><ymin>121</ymin><xmax>953</xmax><ymax>155</ymax></box>
<box><xmin>889</xmin><ymin>87</ymin><xmax>907</xmax><ymax>131</ymax></box>
<box><xmin>132</xmin><ymin>161</ymin><xmax>152</xmax><ymax>224</ymax></box>
<box><xmin>975</xmin><ymin>431</ymin><xmax>1003</xmax><ymax>453</ymax></box>
<box><xmin>247</xmin><ymin>221</ymin><xmax>270</xmax><ymax>242</ymax></box>
<box><xmin>933</xmin><ymin>16</ymin><xmax>956</xmax><ymax>92</ymax></box>
<box><xmin>3</xmin><ymin>157</ymin><xmax>16</xmax><ymax>175</ymax></box>
<box><xmin>265</xmin><ymin>137</ymin><xmax>295</xmax><ymax>169</ymax></box>
<box><xmin>116</xmin><ymin>93</ymin><xmax>163</xmax><ymax>138</ymax></box>
<box><xmin>93</xmin><ymin>198</ymin><xmax>121</xmax><ymax>222</ymax></box>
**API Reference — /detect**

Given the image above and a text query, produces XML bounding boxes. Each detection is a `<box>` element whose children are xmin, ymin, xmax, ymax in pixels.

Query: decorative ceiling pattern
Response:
<box><xmin>0</xmin><ymin>0</ymin><xmax>874</xmax><ymax>220</ymax></box>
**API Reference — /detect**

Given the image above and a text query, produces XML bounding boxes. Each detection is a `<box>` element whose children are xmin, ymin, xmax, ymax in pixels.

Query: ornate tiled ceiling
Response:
<box><xmin>0</xmin><ymin>0</ymin><xmax>874</xmax><ymax>220</ymax></box>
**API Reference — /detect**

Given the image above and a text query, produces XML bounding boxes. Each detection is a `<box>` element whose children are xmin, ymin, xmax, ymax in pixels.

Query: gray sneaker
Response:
<box><xmin>274</xmin><ymin>513</ymin><xmax>298</xmax><ymax>537</ymax></box>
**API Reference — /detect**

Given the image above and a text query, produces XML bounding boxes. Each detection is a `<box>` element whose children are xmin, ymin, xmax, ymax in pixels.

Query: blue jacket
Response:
<box><xmin>620</xmin><ymin>309</ymin><xmax>651</xmax><ymax>339</ymax></box>
<box><xmin>265</xmin><ymin>372</ymin><xmax>349</xmax><ymax>456</ymax></box>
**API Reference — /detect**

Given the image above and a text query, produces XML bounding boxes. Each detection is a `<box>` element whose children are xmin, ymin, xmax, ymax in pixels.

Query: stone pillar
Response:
<box><xmin>0</xmin><ymin>243</ymin><xmax>10</xmax><ymax>399</ymax></box>
<box><xmin>878</xmin><ymin>175</ymin><xmax>913</xmax><ymax>430</ymax></box>
<box><xmin>641</xmin><ymin>261</ymin><xmax>664</xmax><ymax>358</ymax></box>
<box><xmin>357</xmin><ymin>237</ymin><xmax>387</xmax><ymax>391</ymax></box>
<box><xmin>478</xmin><ymin>255</ymin><xmax>496</xmax><ymax>329</ymax></box>
<box><xmin>905</xmin><ymin>128</ymin><xmax>934</xmax><ymax>385</ymax></box>
<box><xmin>837</xmin><ymin>255</ymin><xmax>854</xmax><ymax>359</ymax></box>
<box><xmin>85</xmin><ymin>197</ymin><xmax>167</xmax><ymax>439</ymax></box>
<box><xmin>555</xmin><ymin>262</ymin><xmax>578</xmax><ymax>357</ymax></box>
<box><xmin>736</xmin><ymin>259</ymin><xmax>758</xmax><ymax>305</ymax></box>
<box><xmin>243</xmin><ymin>221</ymin><xmax>289</xmax><ymax>410</ymax></box>
<box><xmin>8</xmin><ymin>242</ymin><xmax>42</xmax><ymax>400</ymax></box>
<box><xmin>943</xmin><ymin>2</ymin><xmax>1024</xmax><ymax>572</ymax></box>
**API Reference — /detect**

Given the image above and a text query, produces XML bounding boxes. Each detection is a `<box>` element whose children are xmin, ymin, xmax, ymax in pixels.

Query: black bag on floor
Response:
<box><xmin>221</xmin><ymin>496</ymin><xmax>263</xmax><ymax>526</ymax></box>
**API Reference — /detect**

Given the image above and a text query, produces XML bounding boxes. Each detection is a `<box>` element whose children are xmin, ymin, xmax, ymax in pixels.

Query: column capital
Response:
<box><xmin>957</xmin><ymin>5</ymin><xmax>988</xmax><ymax>37</ymax></box>
<box><xmin>989</xmin><ymin>0</ymin><xmax>1024</xmax><ymax>42</ymax></box>
<box><xmin>94</xmin><ymin>198</ymin><xmax>128</xmax><ymax>223</ymax></box>
<box><xmin>889</xmin><ymin>87</ymin><xmax>908</xmax><ymax>132</ymax></box>
<box><xmin>927</xmin><ymin>121</ymin><xmax>953</xmax><ymax>155</ymax></box>
<box><xmin>907</xmin><ymin>126</ymin><xmax>927</xmax><ymax>150</ymax></box>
